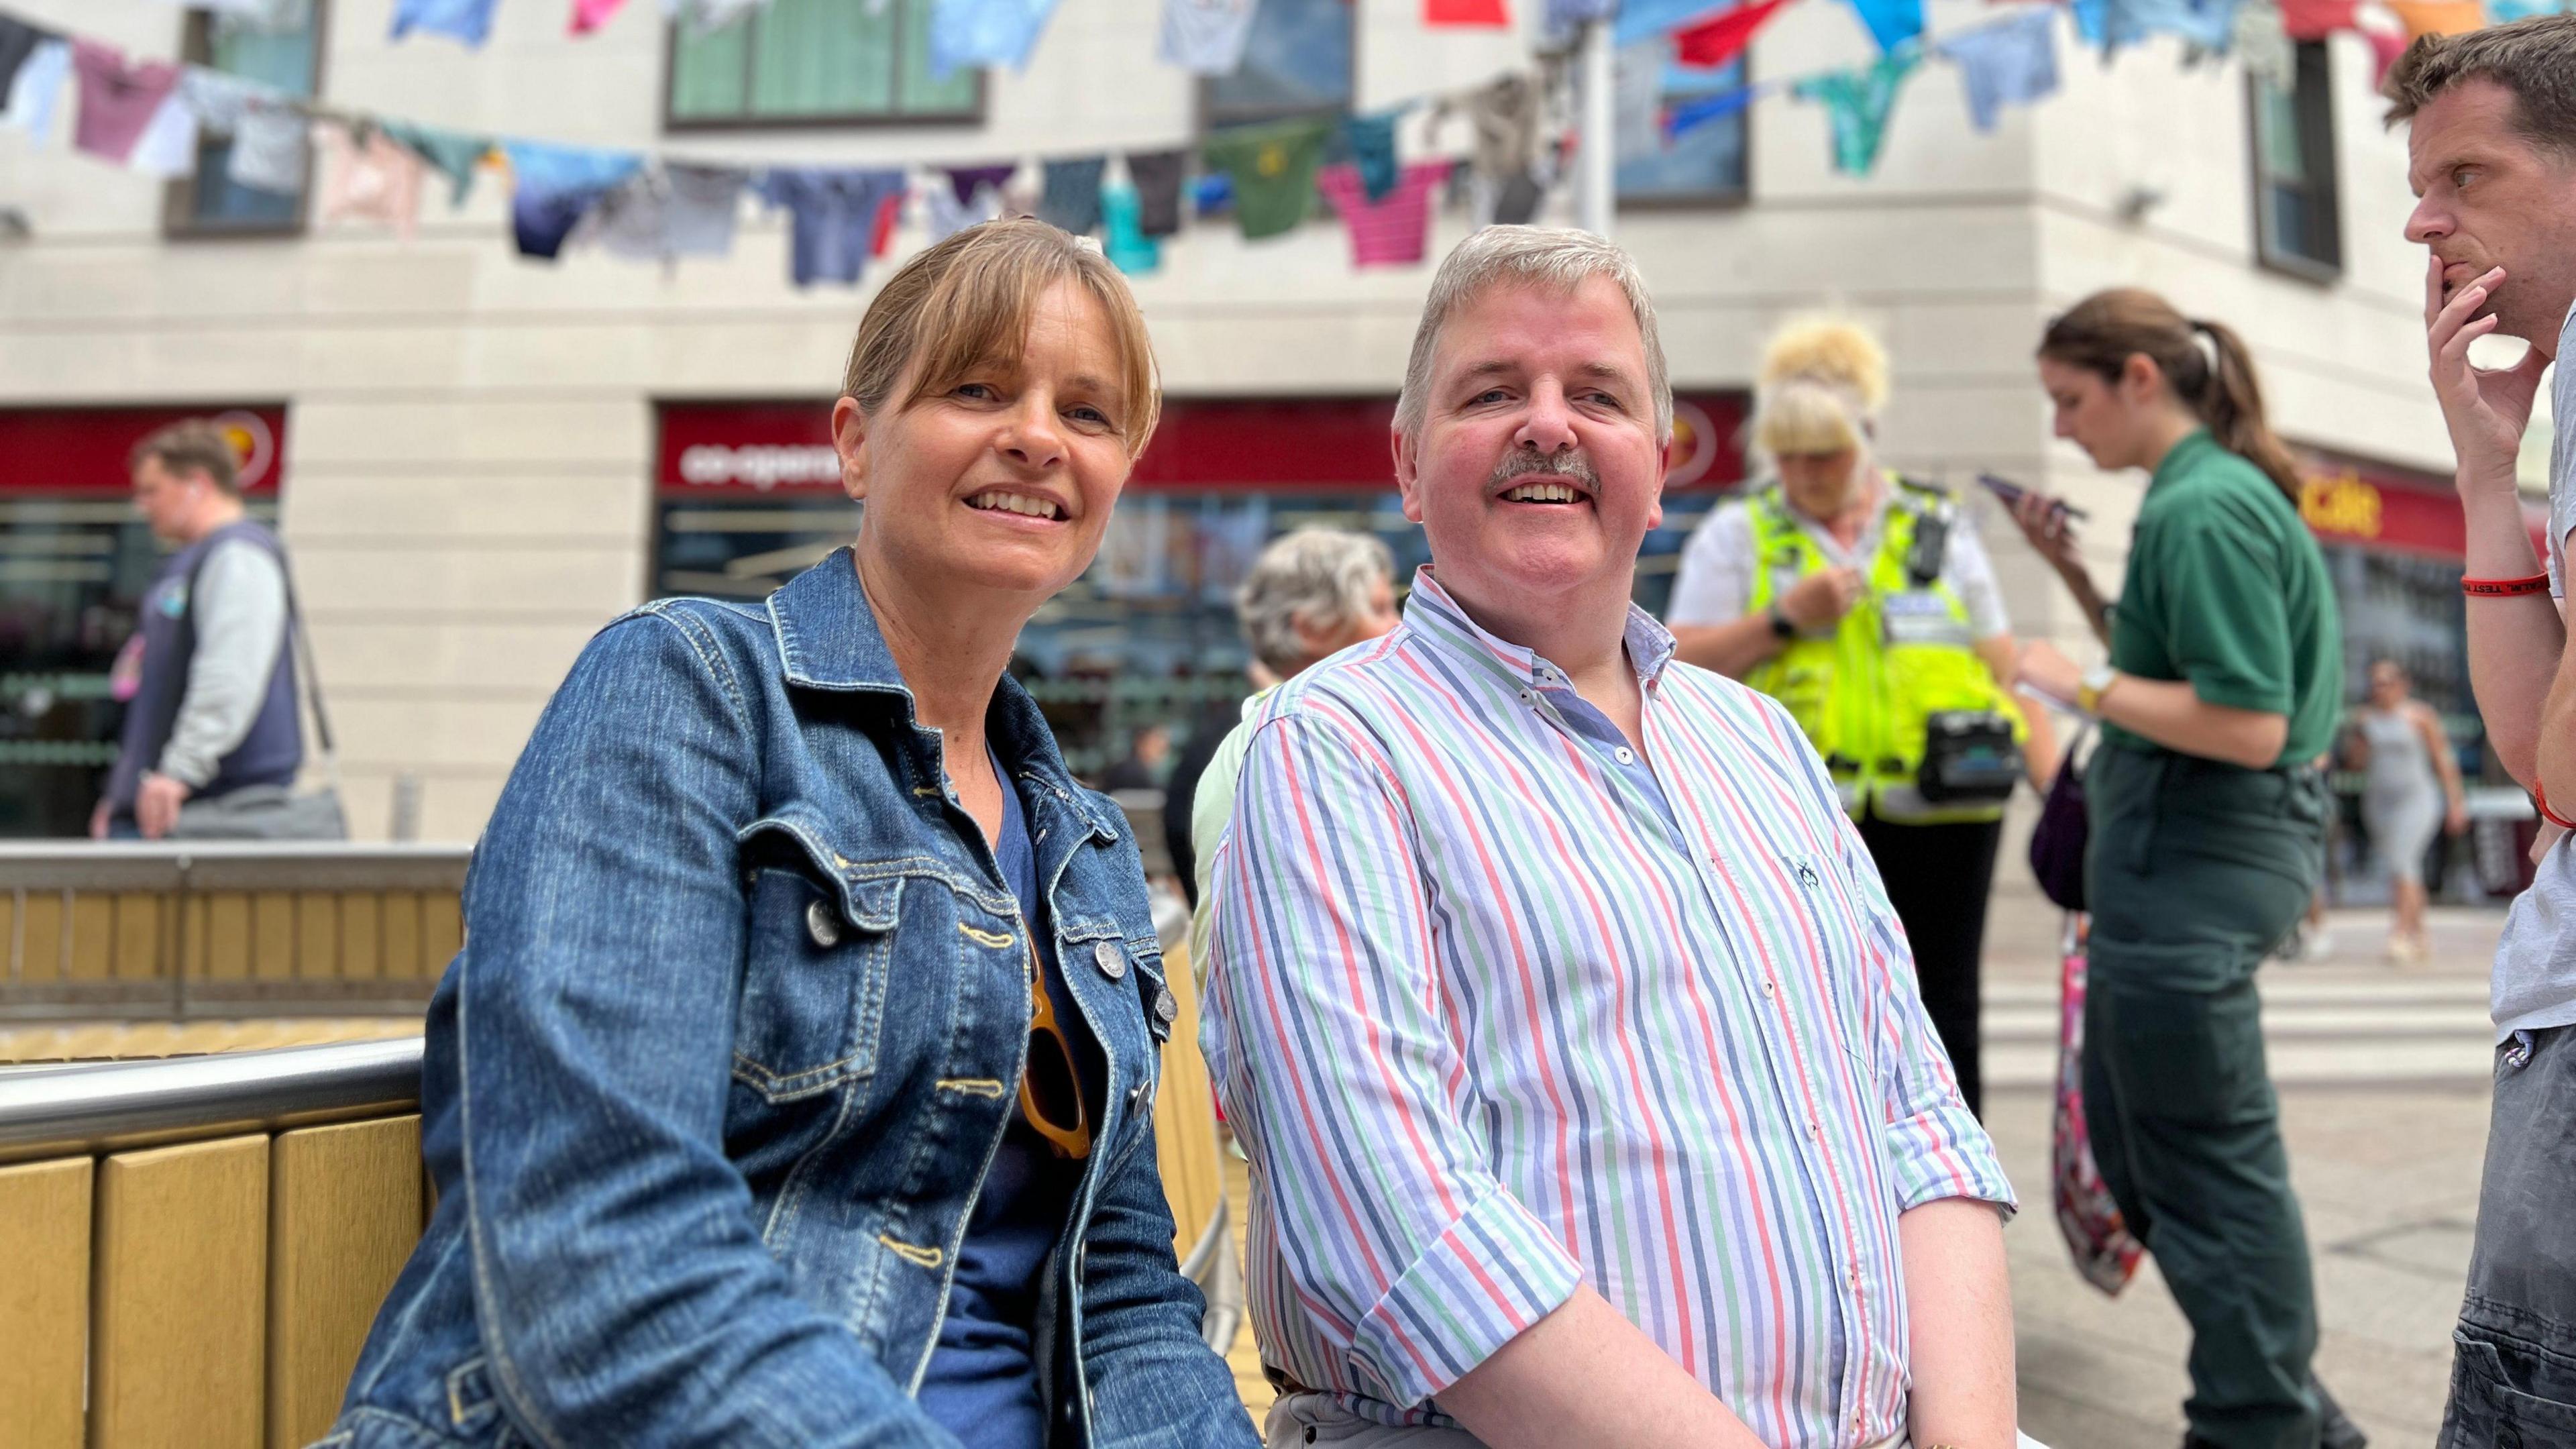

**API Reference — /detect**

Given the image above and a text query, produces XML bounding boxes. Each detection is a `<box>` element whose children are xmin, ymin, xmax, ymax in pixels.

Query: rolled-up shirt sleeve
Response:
<box><xmin>1201</xmin><ymin>704</ymin><xmax>1582</xmax><ymax>1409</ymax></box>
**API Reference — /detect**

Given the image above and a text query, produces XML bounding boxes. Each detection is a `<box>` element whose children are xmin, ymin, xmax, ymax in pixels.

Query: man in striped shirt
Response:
<box><xmin>1202</xmin><ymin>227</ymin><xmax>2024</xmax><ymax>1449</ymax></box>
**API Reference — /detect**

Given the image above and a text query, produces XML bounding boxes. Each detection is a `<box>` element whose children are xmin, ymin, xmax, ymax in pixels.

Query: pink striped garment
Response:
<box><xmin>1201</xmin><ymin>568</ymin><xmax>2015</xmax><ymax>1448</ymax></box>
<box><xmin>1318</xmin><ymin>160</ymin><xmax>1452</xmax><ymax>268</ymax></box>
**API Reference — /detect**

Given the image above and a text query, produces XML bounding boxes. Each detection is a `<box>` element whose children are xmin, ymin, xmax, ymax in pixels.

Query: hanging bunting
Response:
<box><xmin>1937</xmin><ymin>8</ymin><xmax>2058</xmax><ymax>131</ymax></box>
<box><xmin>382</xmin><ymin>120</ymin><xmax>494</xmax><ymax>209</ymax></box>
<box><xmin>0</xmin><ymin>13</ymin><xmax>44</xmax><ymax>100</ymax></box>
<box><xmin>503</xmin><ymin>139</ymin><xmax>644</xmax><ymax>260</ymax></box>
<box><xmin>1617</xmin><ymin>0</ymin><xmax>1739</xmax><ymax>45</ymax></box>
<box><xmin>1843</xmin><ymin>0</ymin><xmax>1927</xmax><ymax>53</ymax></box>
<box><xmin>2278</xmin><ymin>0</ymin><xmax>2358</xmax><ymax>36</ymax></box>
<box><xmin>928</xmin><ymin>0</ymin><xmax>1063</xmax><ymax>78</ymax></box>
<box><xmin>1666</xmin><ymin>82</ymin><xmax>1765</xmax><ymax>138</ymax></box>
<box><xmin>1202</xmin><ymin>114</ymin><xmax>1332</xmax><ymax>239</ymax></box>
<box><xmin>1794</xmin><ymin>49</ymin><xmax>1920</xmax><ymax>175</ymax></box>
<box><xmin>1674</xmin><ymin>0</ymin><xmax>1795</xmax><ymax>66</ymax></box>
<box><xmin>1038</xmin><ymin>154</ymin><xmax>1107</xmax><ymax>235</ymax></box>
<box><xmin>945</xmin><ymin>162</ymin><xmax>1018</xmax><ymax>206</ymax></box>
<box><xmin>577</xmin><ymin>163</ymin><xmax>748</xmax><ymax>261</ymax></box>
<box><xmin>2487</xmin><ymin>0</ymin><xmax>2571</xmax><ymax>17</ymax></box>
<box><xmin>1318</xmin><ymin>158</ymin><xmax>1452</xmax><ymax>266</ymax></box>
<box><xmin>757</xmin><ymin>168</ymin><xmax>907</xmax><ymax>284</ymax></box>
<box><xmin>228</xmin><ymin>95</ymin><xmax>312</xmax><ymax>195</ymax></box>
<box><xmin>1159</xmin><ymin>0</ymin><xmax>1258</xmax><ymax>74</ymax></box>
<box><xmin>318</xmin><ymin>121</ymin><xmax>427</xmax><ymax>237</ymax></box>
<box><xmin>1125</xmin><ymin>148</ymin><xmax>1189</xmax><ymax>235</ymax></box>
<box><xmin>1426</xmin><ymin>0</ymin><xmax>1513</xmax><ymax>23</ymax></box>
<box><xmin>1344</xmin><ymin>111</ymin><xmax>1402</xmax><ymax>201</ymax></box>
<box><xmin>1101</xmin><ymin>181</ymin><xmax>1162</xmax><ymax>274</ymax></box>
<box><xmin>3</xmin><ymin>34</ymin><xmax>69</xmax><ymax>142</ymax></box>
<box><xmin>70</xmin><ymin>40</ymin><xmax>180</xmax><ymax>166</ymax></box>
<box><xmin>2384</xmin><ymin>0</ymin><xmax>2483</xmax><ymax>35</ymax></box>
<box><xmin>390</xmin><ymin>0</ymin><xmax>502</xmax><ymax>48</ymax></box>
<box><xmin>572</xmin><ymin>0</ymin><xmax>636</xmax><ymax>34</ymax></box>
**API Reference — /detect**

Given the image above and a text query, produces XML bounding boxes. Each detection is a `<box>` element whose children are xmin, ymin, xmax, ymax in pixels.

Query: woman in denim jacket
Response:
<box><xmin>327</xmin><ymin>220</ymin><xmax>1260</xmax><ymax>1449</ymax></box>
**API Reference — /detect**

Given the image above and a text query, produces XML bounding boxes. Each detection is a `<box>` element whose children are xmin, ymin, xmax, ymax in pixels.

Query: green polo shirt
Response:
<box><xmin>2102</xmin><ymin>429</ymin><xmax>2343</xmax><ymax>767</ymax></box>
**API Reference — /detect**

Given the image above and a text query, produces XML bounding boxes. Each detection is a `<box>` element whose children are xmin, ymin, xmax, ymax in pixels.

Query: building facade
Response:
<box><xmin>0</xmin><ymin>0</ymin><xmax>2546</xmax><ymax>841</ymax></box>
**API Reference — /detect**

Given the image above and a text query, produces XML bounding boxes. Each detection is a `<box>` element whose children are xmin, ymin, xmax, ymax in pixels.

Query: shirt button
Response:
<box><xmin>1808</xmin><ymin>1118</ymin><xmax>1823</xmax><ymax>1138</ymax></box>
<box><xmin>804</xmin><ymin>899</ymin><xmax>842</xmax><ymax>949</ymax></box>
<box><xmin>1762</xmin><ymin>979</ymin><xmax>1776</xmax><ymax>997</ymax></box>
<box><xmin>1613</xmin><ymin>747</ymin><xmax>1635</xmax><ymax>764</ymax></box>
<box><xmin>1093</xmin><ymin>940</ymin><xmax>1128</xmax><ymax>980</ymax></box>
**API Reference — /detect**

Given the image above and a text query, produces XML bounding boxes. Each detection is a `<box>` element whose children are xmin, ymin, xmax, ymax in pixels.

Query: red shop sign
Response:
<box><xmin>0</xmin><ymin>405</ymin><xmax>288</xmax><ymax>497</ymax></box>
<box><xmin>656</xmin><ymin>394</ymin><xmax>1749</xmax><ymax>496</ymax></box>
<box><xmin>2296</xmin><ymin>449</ymin><xmax>2551</xmax><ymax>561</ymax></box>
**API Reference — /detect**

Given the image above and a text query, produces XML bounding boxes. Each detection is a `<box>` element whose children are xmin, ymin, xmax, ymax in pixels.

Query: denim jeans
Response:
<box><xmin>2440</xmin><ymin>1025</ymin><xmax>2576</xmax><ymax>1448</ymax></box>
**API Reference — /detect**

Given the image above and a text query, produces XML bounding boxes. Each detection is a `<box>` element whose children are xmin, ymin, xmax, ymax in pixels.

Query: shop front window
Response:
<box><xmin>0</xmin><ymin>409</ymin><xmax>288</xmax><ymax>837</ymax></box>
<box><xmin>1617</xmin><ymin>40</ymin><xmax>1750</xmax><ymax>206</ymax></box>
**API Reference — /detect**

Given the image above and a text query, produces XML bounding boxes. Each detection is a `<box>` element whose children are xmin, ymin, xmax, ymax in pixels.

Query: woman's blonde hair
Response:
<box><xmin>842</xmin><ymin>218</ymin><xmax>1163</xmax><ymax>457</ymax></box>
<box><xmin>1751</xmin><ymin>317</ymin><xmax>1888</xmax><ymax>459</ymax></box>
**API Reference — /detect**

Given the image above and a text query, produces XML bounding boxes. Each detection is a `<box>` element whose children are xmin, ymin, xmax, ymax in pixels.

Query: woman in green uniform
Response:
<box><xmin>2015</xmin><ymin>290</ymin><xmax>2353</xmax><ymax>1449</ymax></box>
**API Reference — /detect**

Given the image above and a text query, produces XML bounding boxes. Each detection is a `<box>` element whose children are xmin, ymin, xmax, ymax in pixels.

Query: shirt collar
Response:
<box><xmin>1402</xmin><ymin>566</ymin><xmax>1677</xmax><ymax>692</ymax></box>
<box><xmin>2149</xmin><ymin>427</ymin><xmax>2220</xmax><ymax>492</ymax></box>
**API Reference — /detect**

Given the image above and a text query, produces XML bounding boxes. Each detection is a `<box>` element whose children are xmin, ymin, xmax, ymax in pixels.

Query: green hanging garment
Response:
<box><xmin>1201</xmin><ymin>115</ymin><xmax>1332</xmax><ymax>241</ymax></box>
<box><xmin>1792</xmin><ymin>50</ymin><xmax>1919</xmax><ymax>177</ymax></box>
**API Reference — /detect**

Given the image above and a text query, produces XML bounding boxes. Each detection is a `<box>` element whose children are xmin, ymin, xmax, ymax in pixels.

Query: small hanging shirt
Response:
<box><xmin>760</xmin><ymin>167</ymin><xmax>908</xmax><ymax>286</ymax></box>
<box><xmin>1674</xmin><ymin>0</ymin><xmax>1792</xmax><ymax>68</ymax></box>
<box><xmin>1937</xmin><ymin>7</ymin><xmax>2059</xmax><ymax>133</ymax></box>
<box><xmin>1203</xmin><ymin>115</ymin><xmax>1332</xmax><ymax>241</ymax></box>
<box><xmin>1125</xmin><ymin>148</ymin><xmax>1188</xmax><ymax>236</ymax></box>
<box><xmin>1101</xmin><ymin>182</ymin><xmax>1161</xmax><ymax>275</ymax></box>
<box><xmin>1159</xmin><ymin>0</ymin><xmax>1258</xmax><ymax>74</ymax></box>
<box><xmin>578</xmin><ymin>164</ymin><xmax>748</xmax><ymax>262</ymax></box>
<box><xmin>2384</xmin><ymin>0</ymin><xmax>2481</xmax><ymax>36</ymax></box>
<box><xmin>3</xmin><ymin>36</ymin><xmax>70</xmax><ymax>143</ymax></box>
<box><xmin>503</xmin><ymin>141</ymin><xmax>644</xmax><ymax>260</ymax></box>
<box><xmin>928</xmin><ymin>0</ymin><xmax>1062</xmax><ymax>78</ymax></box>
<box><xmin>1794</xmin><ymin>50</ymin><xmax>1919</xmax><ymax>177</ymax></box>
<box><xmin>1841</xmin><ymin>0</ymin><xmax>1925</xmax><ymax>52</ymax></box>
<box><xmin>571</xmin><ymin>0</ymin><xmax>636</xmax><ymax>34</ymax></box>
<box><xmin>944</xmin><ymin>162</ymin><xmax>1016</xmax><ymax>207</ymax></box>
<box><xmin>71</xmin><ymin>40</ymin><xmax>180</xmax><ymax>165</ymax></box>
<box><xmin>1341</xmin><ymin>111</ymin><xmax>1401</xmax><ymax>202</ymax></box>
<box><xmin>1317</xmin><ymin>158</ymin><xmax>1450</xmax><ymax>268</ymax></box>
<box><xmin>390</xmin><ymin>0</ymin><xmax>502</xmax><ymax>46</ymax></box>
<box><xmin>382</xmin><ymin>121</ymin><xmax>491</xmax><ymax>209</ymax></box>
<box><xmin>319</xmin><ymin>123</ymin><xmax>426</xmax><ymax>237</ymax></box>
<box><xmin>0</xmin><ymin>16</ymin><xmax>46</xmax><ymax>107</ymax></box>
<box><xmin>1037</xmin><ymin>155</ymin><xmax>1106</xmax><ymax>235</ymax></box>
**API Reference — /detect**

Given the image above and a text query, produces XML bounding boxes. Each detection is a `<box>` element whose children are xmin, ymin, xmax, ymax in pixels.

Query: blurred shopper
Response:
<box><xmin>1183</xmin><ymin>526</ymin><xmax>1396</xmax><ymax>981</ymax></box>
<box><xmin>1208</xmin><ymin>228</ymin><xmax>2023</xmax><ymax>1449</ymax></box>
<box><xmin>2012</xmin><ymin>290</ymin><xmax>2354</xmax><ymax>1449</ymax></box>
<box><xmin>94</xmin><ymin>421</ymin><xmax>333</xmax><ymax>841</ymax></box>
<box><xmin>1666</xmin><ymin>318</ymin><xmax>2047</xmax><ymax>1116</ymax></box>
<box><xmin>1100</xmin><ymin>719</ymin><xmax>1173</xmax><ymax>792</ymax></box>
<box><xmin>2350</xmin><ymin>659</ymin><xmax>2468</xmax><ymax>963</ymax></box>
<box><xmin>329</xmin><ymin>221</ymin><xmax>1257</xmax><ymax>1449</ymax></box>
<box><xmin>2383</xmin><ymin>17</ymin><xmax>2576</xmax><ymax>1444</ymax></box>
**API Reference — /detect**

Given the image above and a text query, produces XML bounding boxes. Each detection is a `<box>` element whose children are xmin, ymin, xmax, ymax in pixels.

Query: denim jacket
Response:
<box><xmin>327</xmin><ymin>551</ymin><xmax>1257</xmax><ymax>1449</ymax></box>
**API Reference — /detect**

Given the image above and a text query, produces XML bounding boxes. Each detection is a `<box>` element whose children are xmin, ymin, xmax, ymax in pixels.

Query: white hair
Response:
<box><xmin>1236</xmin><ymin>527</ymin><xmax>1396</xmax><ymax>676</ymax></box>
<box><xmin>1393</xmin><ymin>225</ymin><xmax>1673</xmax><ymax>445</ymax></box>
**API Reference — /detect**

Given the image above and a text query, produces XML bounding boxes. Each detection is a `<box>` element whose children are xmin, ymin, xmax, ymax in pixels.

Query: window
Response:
<box><xmin>667</xmin><ymin>0</ymin><xmax>979</xmax><ymax>129</ymax></box>
<box><xmin>1203</xmin><ymin>0</ymin><xmax>1355</xmax><ymax>128</ymax></box>
<box><xmin>1618</xmin><ymin>42</ymin><xmax>1750</xmax><ymax>207</ymax></box>
<box><xmin>167</xmin><ymin>6</ymin><xmax>323</xmax><ymax>237</ymax></box>
<box><xmin>2249</xmin><ymin>41</ymin><xmax>2341</xmax><ymax>278</ymax></box>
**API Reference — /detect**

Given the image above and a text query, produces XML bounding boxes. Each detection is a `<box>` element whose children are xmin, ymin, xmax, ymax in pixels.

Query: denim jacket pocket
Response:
<box><xmin>732</xmin><ymin>835</ymin><xmax>904</xmax><ymax>1102</ymax></box>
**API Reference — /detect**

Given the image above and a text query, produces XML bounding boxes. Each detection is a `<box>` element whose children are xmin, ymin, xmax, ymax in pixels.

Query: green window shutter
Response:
<box><xmin>898</xmin><ymin>0</ymin><xmax>977</xmax><ymax>115</ymax></box>
<box><xmin>671</xmin><ymin>19</ymin><xmax>752</xmax><ymax>121</ymax></box>
<box><xmin>749</xmin><ymin>0</ymin><xmax>896</xmax><ymax>117</ymax></box>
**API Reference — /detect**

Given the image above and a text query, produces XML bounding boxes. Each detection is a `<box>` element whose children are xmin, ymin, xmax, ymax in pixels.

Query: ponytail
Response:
<box><xmin>2038</xmin><ymin>288</ymin><xmax>2303</xmax><ymax>503</ymax></box>
<box><xmin>2188</xmin><ymin>317</ymin><xmax>2302</xmax><ymax>502</ymax></box>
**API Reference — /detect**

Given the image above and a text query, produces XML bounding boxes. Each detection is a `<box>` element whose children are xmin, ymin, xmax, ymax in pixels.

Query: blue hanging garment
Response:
<box><xmin>1842</xmin><ymin>0</ymin><xmax>1925</xmax><ymax>53</ymax></box>
<box><xmin>929</xmin><ymin>0</ymin><xmax>1063</xmax><ymax>78</ymax></box>
<box><xmin>1938</xmin><ymin>9</ymin><xmax>2060</xmax><ymax>132</ymax></box>
<box><xmin>390</xmin><ymin>0</ymin><xmax>501</xmax><ymax>47</ymax></box>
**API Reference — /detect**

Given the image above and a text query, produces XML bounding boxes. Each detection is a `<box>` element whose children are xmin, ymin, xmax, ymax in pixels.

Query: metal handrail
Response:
<box><xmin>0</xmin><ymin>841</ymin><xmax>472</xmax><ymax>893</ymax></box>
<box><xmin>0</xmin><ymin>1036</ymin><xmax>423</xmax><ymax>1164</ymax></box>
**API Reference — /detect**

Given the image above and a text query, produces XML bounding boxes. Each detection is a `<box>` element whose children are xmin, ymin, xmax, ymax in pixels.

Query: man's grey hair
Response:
<box><xmin>1393</xmin><ymin>225</ymin><xmax>1674</xmax><ymax>445</ymax></box>
<box><xmin>1237</xmin><ymin>527</ymin><xmax>1396</xmax><ymax>677</ymax></box>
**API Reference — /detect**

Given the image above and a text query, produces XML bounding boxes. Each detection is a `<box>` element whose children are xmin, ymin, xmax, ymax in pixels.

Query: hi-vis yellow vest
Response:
<box><xmin>1743</xmin><ymin>478</ymin><xmax>2025</xmax><ymax>824</ymax></box>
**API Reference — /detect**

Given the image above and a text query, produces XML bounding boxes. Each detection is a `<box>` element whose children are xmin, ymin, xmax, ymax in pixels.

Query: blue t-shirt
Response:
<box><xmin>917</xmin><ymin>749</ymin><xmax>1103</xmax><ymax>1447</ymax></box>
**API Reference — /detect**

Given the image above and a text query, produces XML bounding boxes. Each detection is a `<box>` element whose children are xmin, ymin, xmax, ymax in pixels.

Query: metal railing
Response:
<box><xmin>0</xmin><ymin>1035</ymin><xmax>422</xmax><ymax>1165</ymax></box>
<box><xmin>0</xmin><ymin>842</ymin><xmax>470</xmax><ymax>1019</ymax></box>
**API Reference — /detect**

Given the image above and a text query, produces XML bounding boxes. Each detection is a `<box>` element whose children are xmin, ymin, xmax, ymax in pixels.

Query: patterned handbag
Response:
<box><xmin>2052</xmin><ymin>938</ymin><xmax>2143</xmax><ymax>1296</ymax></box>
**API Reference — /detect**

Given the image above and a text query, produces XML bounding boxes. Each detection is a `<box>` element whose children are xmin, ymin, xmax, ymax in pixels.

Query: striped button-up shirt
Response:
<box><xmin>1201</xmin><ymin>570</ymin><xmax>2015</xmax><ymax>1449</ymax></box>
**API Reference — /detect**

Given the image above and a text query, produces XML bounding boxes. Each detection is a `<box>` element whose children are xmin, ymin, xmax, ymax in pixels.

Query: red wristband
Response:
<box><xmin>2540</xmin><ymin>783</ymin><xmax>2576</xmax><ymax>831</ymax></box>
<box><xmin>2463</xmin><ymin>573</ymin><xmax>2551</xmax><ymax>597</ymax></box>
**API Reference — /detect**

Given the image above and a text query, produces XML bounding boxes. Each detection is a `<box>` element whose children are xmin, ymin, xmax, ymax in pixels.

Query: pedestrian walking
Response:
<box><xmin>2381</xmin><ymin>15</ymin><xmax>2576</xmax><ymax>1443</ymax></box>
<box><xmin>325</xmin><ymin>219</ymin><xmax>1258</xmax><ymax>1449</ymax></box>
<box><xmin>2010</xmin><ymin>290</ymin><xmax>2359</xmax><ymax>1449</ymax></box>
<box><xmin>2349</xmin><ymin>659</ymin><xmax>2467</xmax><ymax>963</ymax></box>
<box><xmin>95</xmin><ymin>419</ymin><xmax>340</xmax><ymax>841</ymax></box>
<box><xmin>1183</xmin><ymin>526</ymin><xmax>1397</xmax><ymax>984</ymax></box>
<box><xmin>1666</xmin><ymin>317</ymin><xmax>2051</xmax><ymax>1116</ymax></box>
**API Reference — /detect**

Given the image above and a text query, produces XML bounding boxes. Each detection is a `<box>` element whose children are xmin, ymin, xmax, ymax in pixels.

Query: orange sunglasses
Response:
<box><xmin>1020</xmin><ymin>965</ymin><xmax>1091</xmax><ymax>1160</ymax></box>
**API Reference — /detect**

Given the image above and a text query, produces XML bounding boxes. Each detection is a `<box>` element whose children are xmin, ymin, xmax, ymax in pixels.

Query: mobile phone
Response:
<box><xmin>1977</xmin><ymin>472</ymin><xmax>2089</xmax><ymax>522</ymax></box>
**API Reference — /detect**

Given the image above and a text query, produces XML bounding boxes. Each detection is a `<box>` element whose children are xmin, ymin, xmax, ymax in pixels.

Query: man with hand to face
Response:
<box><xmin>2387</xmin><ymin>17</ymin><xmax>2576</xmax><ymax>1444</ymax></box>
<box><xmin>1201</xmin><ymin>227</ymin><xmax>2027</xmax><ymax>1449</ymax></box>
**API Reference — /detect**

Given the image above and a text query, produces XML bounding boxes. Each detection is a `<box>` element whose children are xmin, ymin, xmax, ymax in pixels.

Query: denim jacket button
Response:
<box><xmin>1093</xmin><ymin>940</ymin><xmax>1128</xmax><ymax>980</ymax></box>
<box><xmin>804</xmin><ymin>898</ymin><xmax>842</xmax><ymax>950</ymax></box>
<box><xmin>1152</xmin><ymin>988</ymin><xmax>1178</xmax><ymax>1027</ymax></box>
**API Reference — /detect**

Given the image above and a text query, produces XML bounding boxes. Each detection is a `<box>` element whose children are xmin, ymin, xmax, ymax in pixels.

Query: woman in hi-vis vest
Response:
<box><xmin>1665</xmin><ymin>319</ymin><xmax>2054</xmax><ymax>1118</ymax></box>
